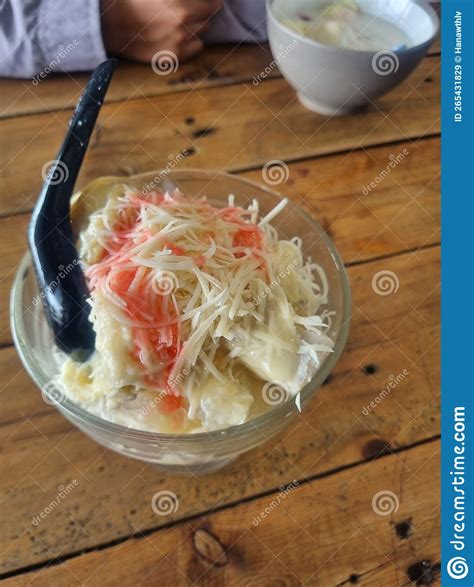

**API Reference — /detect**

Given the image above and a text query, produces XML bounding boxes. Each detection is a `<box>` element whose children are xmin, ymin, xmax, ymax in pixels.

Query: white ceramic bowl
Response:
<box><xmin>266</xmin><ymin>0</ymin><xmax>439</xmax><ymax>115</ymax></box>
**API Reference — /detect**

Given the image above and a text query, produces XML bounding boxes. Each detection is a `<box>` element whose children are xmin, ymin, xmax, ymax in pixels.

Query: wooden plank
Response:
<box><xmin>0</xmin><ymin>55</ymin><xmax>440</xmax><ymax>217</ymax></box>
<box><xmin>240</xmin><ymin>137</ymin><xmax>440</xmax><ymax>264</ymax></box>
<box><xmin>431</xmin><ymin>35</ymin><xmax>441</xmax><ymax>54</ymax></box>
<box><xmin>0</xmin><ymin>45</ymin><xmax>277</xmax><ymax>119</ymax></box>
<box><xmin>0</xmin><ymin>137</ymin><xmax>439</xmax><ymax>346</ymax></box>
<box><xmin>3</xmin><ymin>440</ymin><xmax>440</xmax><ymax>586</ymax></box>
<box><xmin>0</xmin><ymin>247</ymin><xmax>439</xmax><ymax>573</ymax></box>
<box><xmin>0</xmin><ymin>213</ymin><xmax>29</xmax><ymax>346</ymax></box>
<box><xmin>0</xmin><ymin>39</ymin><xmax>440</xmax><ymax>120</ymax></box>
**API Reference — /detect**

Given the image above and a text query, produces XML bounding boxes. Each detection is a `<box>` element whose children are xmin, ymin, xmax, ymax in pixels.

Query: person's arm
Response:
<box><xmin>0</xmin><ymin>0</ymin><xmax>221</xmax><ymax>79</ymax></box>
<box><xmin>0</xmin><ymin>0</ymin><xmax>106</xmax><ymax>78</ymax></box>
<box><xmin>101</xmin><ymin>0</ymin><xmax>221</xmax><ymax>63</ymax></box>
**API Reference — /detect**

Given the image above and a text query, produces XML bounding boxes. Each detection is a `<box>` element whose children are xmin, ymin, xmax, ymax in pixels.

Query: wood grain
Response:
<box><xmin>0</xmin><ymin>41</ymin><xmax>441</xmax><ymax>582</ymax></box>
<box><xmin>240</xmin><ymin>137</ymin><xmax>440</xmax><ymax>264</ymax></box>
<box><xmin>0</xmin><ymin>39</ymin><xmax>440</xmax><ymax>120</ymax></box>
<box><xmin>0</xmin><ymin>247</ymin><xmax>439</xmax><ymax>573</ymax></box>
<box><xmin>2</xmin><ymin>439</ymin><xmax>440</xmax><ymax>586</ymax></box>
<box><xmin>0</xmin><ymin>137</ymin><xmax>439</xmax><ymax>346</ymax></box>
<box><xmin>0</xmin><ymin>45</ymin><xmax>276</xmax><ymax>119</ymax></box>
<box><xmin>0</xmin><ymin>56</ymin><xmax>439</xmax><ymax>217</ymax></box>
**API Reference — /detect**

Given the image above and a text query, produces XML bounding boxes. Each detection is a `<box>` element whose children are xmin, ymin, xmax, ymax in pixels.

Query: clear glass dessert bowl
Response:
<box><xmin>10</xmin><ymin>169</ymin><xmax>351</xmax><ymax>474</ymax></box>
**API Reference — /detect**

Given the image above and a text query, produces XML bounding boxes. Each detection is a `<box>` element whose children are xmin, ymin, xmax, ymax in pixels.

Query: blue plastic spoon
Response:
<box><xmin>29</xmin><ymin>59</ymin><xmax>117</xmax><ymax>360</ymax></box>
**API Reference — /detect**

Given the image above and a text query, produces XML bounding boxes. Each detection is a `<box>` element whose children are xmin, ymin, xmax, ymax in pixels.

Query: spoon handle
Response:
<box><xmin>29</xmin><ymin>59</ymin><xmax>117</xmax><ymax>360</ymax></box>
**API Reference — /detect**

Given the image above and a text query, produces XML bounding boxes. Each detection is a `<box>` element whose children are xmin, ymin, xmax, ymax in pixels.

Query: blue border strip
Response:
<box><xmin>441</xmin><ymin>1</ymin><xmax>474</xmax><ymax>584</ymax></box>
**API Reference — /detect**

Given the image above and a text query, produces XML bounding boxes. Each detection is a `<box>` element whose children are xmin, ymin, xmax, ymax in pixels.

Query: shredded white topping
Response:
<box><xmin>58</xmin><ymin>186</ymin><xmax>335</xmax><ymax>433</ymax></box>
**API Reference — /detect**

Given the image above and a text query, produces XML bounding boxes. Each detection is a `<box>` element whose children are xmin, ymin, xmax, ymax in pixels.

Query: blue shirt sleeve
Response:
<box><xmin>0</xmin><ymin>0</ymin><xmax>107</xmax><ymax>78</ymax></box>
<box><xmin>204</xmin><ymin>0</ymin><xmax>268</xmax><ymax>44</ymax></box>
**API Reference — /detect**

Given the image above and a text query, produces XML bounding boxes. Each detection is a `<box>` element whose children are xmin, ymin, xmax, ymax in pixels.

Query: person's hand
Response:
<box><xmin>101</xmin><ymin>0</ymin><xmax>222</xmax><ymax>63</ymax></box>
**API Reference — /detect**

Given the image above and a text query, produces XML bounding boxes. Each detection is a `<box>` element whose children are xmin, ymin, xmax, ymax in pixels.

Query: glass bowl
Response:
<box><xmin>10</xmin><ymin>169</ymin><xmax>351</xmax><ymax>474</ymax></box>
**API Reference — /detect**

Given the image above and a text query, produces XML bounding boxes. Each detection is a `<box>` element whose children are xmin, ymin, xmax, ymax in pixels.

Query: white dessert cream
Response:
<box><xmin>57</xmin><ymin>187</ymin><xmax>334</xmax><ymax>433</ymax></box>
<box><xmin>279</xmin><ymin>0</ymin><xmax>412</xmax><ymax>52</ymax></box>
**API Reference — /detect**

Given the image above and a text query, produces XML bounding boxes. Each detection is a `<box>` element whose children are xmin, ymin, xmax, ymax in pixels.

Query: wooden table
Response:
<box><xmin>0</xmin><ymin>40</ymin><xmax>440</xmax><ymax>586</ymax></box>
